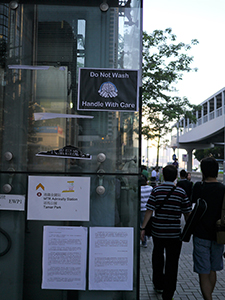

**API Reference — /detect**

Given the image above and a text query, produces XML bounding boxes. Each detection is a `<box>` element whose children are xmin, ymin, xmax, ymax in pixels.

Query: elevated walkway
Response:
<box><xmin>171</xmin><ymin>87</ymin><xmax>225</xmax><ymax>171</ymax></box>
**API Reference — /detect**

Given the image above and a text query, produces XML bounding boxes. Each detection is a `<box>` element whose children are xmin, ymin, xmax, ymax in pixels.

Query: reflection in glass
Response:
<box><xmin>0</xmin><ymin>3</ymin><xmax>140</xmax><ymax>175</ymax></box>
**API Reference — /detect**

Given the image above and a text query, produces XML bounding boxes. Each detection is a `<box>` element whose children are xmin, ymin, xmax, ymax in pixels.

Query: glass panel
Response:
<box><xmin>22</xmin><ymin>174</ymin><xmax>139</xmax><ymax>300</ymax></box>
<box><xmin>209</xmin><ymin>98</ymin><xmax>214</xmax><ymax>112</ymax></box>
<box><xmin>0</xmin><ymin>3</ymin><xmax>140</xmax><ymax>174</ymax></box>
<box><xmin>118</xmin><ymin>0</ymin><xmax>142</xmax><ymax>72</ymax></box>
<box><xmin>0</xmin><ymin>2</ymin><xmax>142</xmax><ymax>300</ymax></box>
<box><xmin>216</xmin><ymin>93</ymin><xmax>222</xmax><ymax>108</ymax></box>
<box><xmin>203</xmin><ymin>103</ymin><xmax>207</xmax><ymax>116</ymax></box>
<box><xmin>84</xmin><ymin>172</ymin><xmax>138</xmax><ymax>299</ymax></box>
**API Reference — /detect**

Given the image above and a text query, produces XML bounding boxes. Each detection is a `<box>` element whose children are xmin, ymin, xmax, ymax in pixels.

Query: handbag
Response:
<box><xmin>216</xmin><ymin>193</ymin><xmax>225</xmax><ymax>244</ymax></box>
<box><xmin>144</xmin><ymin>186</ymin><xmax>176</xmax><ymax>237</ymax></box>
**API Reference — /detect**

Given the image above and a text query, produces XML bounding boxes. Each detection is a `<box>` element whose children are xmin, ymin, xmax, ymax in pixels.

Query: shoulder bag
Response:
<box><xmin>216</xmin><ymin>193</ymin><xmax>225</xmax><ymax>244</ymax></box>
<box><xmin>145</xmin><ymin>186</ymin><xmax>176</xmax><ymax>237</ymax></box>
<box><xmin>180</xmin><ymin>181</ymin><xmax>207</xmax><ymax>242</ymax></box>
<box><xmin>180</xmin><ymin>197</ymin><xmax>207</xmax><ymax>242</ymax></box>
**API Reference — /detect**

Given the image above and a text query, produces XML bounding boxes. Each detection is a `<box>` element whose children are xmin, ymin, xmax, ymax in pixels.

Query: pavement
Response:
<box><xmin>140</xmin><ymin>237</ymin><xmax>225</xmax><ymax>300</ymax></box>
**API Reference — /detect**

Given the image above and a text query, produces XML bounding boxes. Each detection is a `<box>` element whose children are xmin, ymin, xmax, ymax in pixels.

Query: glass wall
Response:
<box><xmin>0</xmin><ymin>1</ymin><xmax>142</xmax><ymax>299</ymax></box>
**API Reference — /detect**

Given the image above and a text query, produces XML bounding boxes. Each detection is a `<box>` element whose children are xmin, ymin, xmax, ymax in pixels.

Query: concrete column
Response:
<box><xmin>187</xmin><ymin>148</ymin><xmax>193</xmax><ymax>171</ymax></box>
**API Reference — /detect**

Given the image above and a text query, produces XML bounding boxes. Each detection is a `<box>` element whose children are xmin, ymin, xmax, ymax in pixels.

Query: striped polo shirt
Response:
<box><xmin>141</xmin><ymin>185</ymin><xmax>153</xmax><ymax>211</ymax></box>
<box><xmin>146</xmin><ymin>182</ymin><xmax>192</xmax><ymax>238</ymax></box>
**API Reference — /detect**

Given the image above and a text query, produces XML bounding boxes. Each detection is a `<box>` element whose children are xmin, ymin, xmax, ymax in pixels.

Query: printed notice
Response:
<box><xmin>42</xmin><ymin>226</ymin><xmax>87</xmax><ymax>290</ymax></box>
<box><xmin>78</xmin><ymin>68</ymin><xmax>139</xmax><ymax>112</ymax></box>
<box><xmin>27</xmin><ymin>176</ymin><xmax>90</xmax><ymax>221</ymax></box>
<box><xmin>0</xmin><ymin>194</ymin><xmax>25</xmax><ymax>211</ymax></box>
<box><xmin>89</xmin><ymin>227</ymin><xmax>134</xmax><ymax>290</ymax></box>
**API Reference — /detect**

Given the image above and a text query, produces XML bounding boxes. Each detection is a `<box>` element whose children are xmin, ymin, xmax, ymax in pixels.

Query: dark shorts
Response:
<box><xmin>193</xmin><ymin>236</ymin><xmax>224</xmax><ymax>274</ymax></box>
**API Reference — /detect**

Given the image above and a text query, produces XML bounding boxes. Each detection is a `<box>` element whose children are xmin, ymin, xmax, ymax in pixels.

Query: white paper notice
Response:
<box><xmin>27</xmin><ymin>176</ymin><xmax>90</xmax><ymax>221</ymax></box>
<box><xmin>89</xmin><ymin>227</ymin><xmax>133</xmax><ymax>290</ymax></box>
<box><xmin>0</xmin><ymin>194</ymin><xmax>25</xmax><ymax>211</ymax></box>
<box><xmin>34</xmin><ymin>112</ymin><xmax>94</xmax><ymax>120</ymax></box>
<box><xmin>42</xmin><ymin>226</ymin><xmax>87</xmax><ymax>290</ymax></box>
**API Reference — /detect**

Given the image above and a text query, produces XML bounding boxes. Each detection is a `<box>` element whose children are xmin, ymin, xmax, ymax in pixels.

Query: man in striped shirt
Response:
<box><xmin>141</xmin><ymin>165</ymin><xmax>192</xmax><ymax>300</ymax></box>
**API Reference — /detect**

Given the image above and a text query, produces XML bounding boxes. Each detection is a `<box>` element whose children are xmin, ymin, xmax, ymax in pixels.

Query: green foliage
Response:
<box><xmin>194</xmin><ymin>147</ymin><xmax>224</xmax><ymax>162</ymax></box>
<box><xmin>142</xmin><ymin>28</ymin><xmax>199</xmax><ymax>144</ymax></box>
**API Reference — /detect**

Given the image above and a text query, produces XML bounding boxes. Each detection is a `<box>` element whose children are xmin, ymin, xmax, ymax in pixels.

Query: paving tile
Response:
<box><xmin>140</xmin><ymin>238</ymin><xmax>225</xmax><ymax>299</ymax></box>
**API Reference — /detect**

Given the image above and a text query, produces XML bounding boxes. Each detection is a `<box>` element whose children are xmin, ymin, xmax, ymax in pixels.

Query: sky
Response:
<box><xmin>143</xmin><ymin>0</ymin><xmax>225</xmax><ymax>105</ymax></box>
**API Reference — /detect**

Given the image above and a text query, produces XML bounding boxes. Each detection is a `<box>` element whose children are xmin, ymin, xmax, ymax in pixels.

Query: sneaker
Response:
<box><xmin>36</xmin><ymin>145</ymin><xmax>92</xmax><ymax>160</ymax></box>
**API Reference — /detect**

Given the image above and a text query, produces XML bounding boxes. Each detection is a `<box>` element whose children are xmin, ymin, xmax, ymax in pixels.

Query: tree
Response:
<box><xmin>194</xmin><ymin>147</ymin><xmax>224</xmax><ymax>162</ymax></box>
<box><xmin>142</xmin><ymin>28</ymin><xmax>200</xmax><ymax>166</ymax></box>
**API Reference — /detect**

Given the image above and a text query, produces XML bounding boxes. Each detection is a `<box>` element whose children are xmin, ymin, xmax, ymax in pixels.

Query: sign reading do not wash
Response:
<box><xmin>77</xmin><ymin>68</ymin><xmax>139</xmax><ymax>112</ymax></box>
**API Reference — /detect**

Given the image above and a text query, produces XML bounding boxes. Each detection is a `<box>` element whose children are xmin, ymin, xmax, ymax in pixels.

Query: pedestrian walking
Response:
<box><xmin>177</xmin><ymin>169</ymin><xmax>193</xmax><ymax>200</ymax></box>
<box><xmin>172</xmin><ymin>158</ymin><xmax>179</xmax><ymax>169</ymax></box>
<box><xmin>140</xmin><ymin>175</ymin><xmax>153</xmax><ymax>247</ymax></box>
<box><xmin>140</xmin><ymin>164</ymin><xmax>192</xmax><ymax>300</ymax></box>
<box><xmin>186</xmin><ymin>171</ymin><xmax>194</xmax><ymax>187</ymax></box>
<box><xmin>191</xmin><ymin>157</ymin><xmax>225</xmax><ymax>300</ymax></box>
<box><xmin>151</xmin><ymin>167</ymin><xmax>157</xmax><ymax>187</ymax></box>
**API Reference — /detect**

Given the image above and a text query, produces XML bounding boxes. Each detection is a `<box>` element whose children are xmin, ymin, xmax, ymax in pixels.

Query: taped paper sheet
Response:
<box><xmin>42</xmin><ymin>226</ymin><xmax>87</xmax><ymax>290</ymax></box>
<box><xmin>89</xmin><ymin>227</ymin><xmax>134</xmax><ymax>290</ymax></box>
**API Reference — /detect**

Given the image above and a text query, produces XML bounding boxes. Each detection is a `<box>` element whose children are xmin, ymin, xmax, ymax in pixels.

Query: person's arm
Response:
<box><xmin>183</xmin><ymin>211</ymin><xmax>191</xmax><ymax>221</ymax></box>
<box><xmin>140</xmin><ymin>210</ymin><xmax>153</xmax><ymax>241</ymax></box>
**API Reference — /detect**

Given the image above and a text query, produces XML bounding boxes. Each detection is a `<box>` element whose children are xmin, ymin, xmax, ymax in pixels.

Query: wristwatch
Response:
<box><xmin>140</xmin><ymin>227</ymin><xmax>145</xmax><ymax>230</ymax></box>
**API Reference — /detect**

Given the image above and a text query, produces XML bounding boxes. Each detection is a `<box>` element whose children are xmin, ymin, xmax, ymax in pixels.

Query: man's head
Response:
<box><xmin>180</xmin><ymin>169</ymin><xmax>187</xmax><ymax>179</ymax></box>
<box><xmin>200</xmin><ymin>157</ymin><xmax>218</xmax><ymax>179</ymax></box>
<box><xmin>140</xmin><ymin>175</ymin><xmax>147</xmax><ymax>186</ymax></box>
<box><xmin>163</xmin><ymin>165</ymin><xmax>178</xmax><ymax>182</ymax></box>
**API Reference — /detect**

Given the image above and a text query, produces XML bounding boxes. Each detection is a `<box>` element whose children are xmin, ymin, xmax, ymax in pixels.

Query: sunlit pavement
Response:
<box><xmin>140</xmin><ymin>238</ymin><xmax>225</xmax><ymax>299</ymax></box>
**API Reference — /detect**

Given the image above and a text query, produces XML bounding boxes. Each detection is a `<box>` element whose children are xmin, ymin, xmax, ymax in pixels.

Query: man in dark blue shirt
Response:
<box><xmin>177</xmin><ymin>169</ymin><xmax>193</xmax><ymax>200</ymax></box>
<box><xmin>192</xmin><ymin>157</ymin><xmax>225</xmax><ymax>300</ymax></box>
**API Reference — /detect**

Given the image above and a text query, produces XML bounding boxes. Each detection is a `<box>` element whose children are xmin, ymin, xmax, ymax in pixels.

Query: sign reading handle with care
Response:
<box><xmin>77</xmin><ymin>68</ymin><xmax>139</xmax><ymax>112</ymax></box>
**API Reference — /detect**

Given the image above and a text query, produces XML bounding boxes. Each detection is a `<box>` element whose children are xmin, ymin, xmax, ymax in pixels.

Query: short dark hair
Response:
<box><xmin>200</xmin><ymin>157</ymin><xmax>218</xmax><ymax>179</ymax></box>
<box><xmin>180</xmin><ymin>169</ymin><xmax>187</xmax><ymax>178</ymax></box>
<box><xmin>163</xmin><ymin>165</ymin><xmax>177</xmax><ymax>181</ymax></box>
<box><xmin>139</xmin><ymin>175</ymin><xmax>147</xmax><ymax>186</ymax></box>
